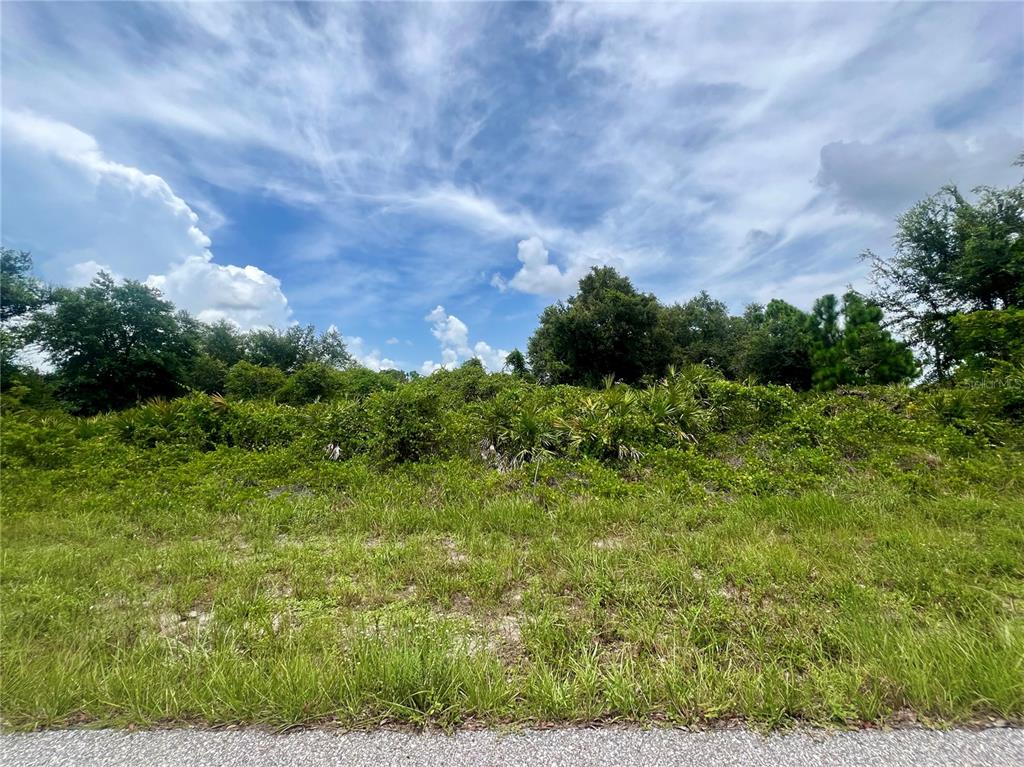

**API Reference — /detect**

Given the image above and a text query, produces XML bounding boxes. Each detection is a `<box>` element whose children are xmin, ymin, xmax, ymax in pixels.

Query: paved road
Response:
<box><xmin>2</xmin><ymin>727</ymin><xmax>1022</xmax><ymax>767</ymax></box>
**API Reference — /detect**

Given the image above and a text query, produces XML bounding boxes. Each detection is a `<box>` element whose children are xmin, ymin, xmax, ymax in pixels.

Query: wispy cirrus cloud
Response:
<box><xmin>1</xmin><ymin>2</ymin><xmax>1020</xmax><ymax>368</ymax></box>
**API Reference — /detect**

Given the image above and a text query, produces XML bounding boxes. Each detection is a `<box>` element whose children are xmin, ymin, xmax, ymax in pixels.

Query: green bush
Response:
<box><xmin>302</xmin><ymin>399</ymin><xmax>370</xmax><ymax>458</ymax></box>
<box><xmin>225</xmin><ymin>361</ymin><xmax>287</xmax><ymax>401</ymax></box>
<box><xmin>1</xmin><ymin>412</ymin><xmax>82</xmax><ymax>468</ymax></box>
<box><xmin>222</xmin><ymin>400</ymin><xmax>303</xmax><ymax>450</ymax></box>
<box><xmin>334</xmin><ymin>368</ymin><xmax>402</xmax><ymax>400</ymax></box>
<box><xmin>276</xmin><ymin>362</ymin><xmax>343</xmax><ymax>405</ymax></box>
<box><xmin>5</xmin><ymin>365</ymin><xmax>1020</xmax><ymax>471</ymax></box>
<box><xmin>365</xmin><ymin>387</ymin><xmax>443</xmax><ymax>463</ymax></box>
<box><xmin>107</xmin><ymin>393</ymin><xmax>226</xmax><ymax>450</ymax></box>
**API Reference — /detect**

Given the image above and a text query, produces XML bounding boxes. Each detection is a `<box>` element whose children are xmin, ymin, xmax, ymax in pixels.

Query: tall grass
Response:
<box><xmin>1</xmin><ymin>369</ymin><xmax>1022</xmax><ymax>729</ymax></box>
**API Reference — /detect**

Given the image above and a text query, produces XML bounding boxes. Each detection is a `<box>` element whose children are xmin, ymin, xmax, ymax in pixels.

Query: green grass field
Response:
<box><xmin>3</xmin><ymin>424</ymin><xmax>1023</xmax><ymax>730</ymax></box>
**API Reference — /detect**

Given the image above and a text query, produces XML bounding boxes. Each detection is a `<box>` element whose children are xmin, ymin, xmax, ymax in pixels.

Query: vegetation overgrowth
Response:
<box><xmin>2</xmin><ymin>362</ymin><xmax>1023</xmax><ymax>729</ymax></box>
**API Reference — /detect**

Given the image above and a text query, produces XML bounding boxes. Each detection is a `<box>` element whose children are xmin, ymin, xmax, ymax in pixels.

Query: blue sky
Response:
<box><xmin>2</xmin><ymin>2</ymin><xmax>1021</xmax><ymax>373</ymax></box>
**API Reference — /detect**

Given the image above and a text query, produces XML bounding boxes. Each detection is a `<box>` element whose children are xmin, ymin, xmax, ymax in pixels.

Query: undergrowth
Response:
<box><xmin>1</xmin><ymin>367</ymin><xmax>1022</xmax><ymax>729</ymax></box>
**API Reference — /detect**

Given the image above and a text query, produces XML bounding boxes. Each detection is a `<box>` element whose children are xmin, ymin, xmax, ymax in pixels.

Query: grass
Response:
<box><xmin>2</xmin><ymin>437</ymin><xmax>1023</xmax><ymax>730</ymax></box>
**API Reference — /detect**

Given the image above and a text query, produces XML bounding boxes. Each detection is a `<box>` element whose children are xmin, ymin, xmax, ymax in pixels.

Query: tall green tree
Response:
<box><xmin>738</xmin><ymin>300</ymin><xmax>815</xmax><ymax>390</ymax></box>
<box><xmin>864</xmin><ymin>174</ymin><xmax>1023</xmax><ymax>379</ymax></box>
<box><xmin>31</xmin><ymin>273</ymin><xmax>197</xmax><ymax>413</ymax></box>
<box><xmin>503</xmin><ymin>348</ymin><xmax>530</xmax><ymax>378</ymax></box>
<box><xmin>809</xmin><ymin>292</ymin><xmax>917</xmax><ymax>391</ymax></box>
<box><xmin>527</xmin><ymin>267</ymin><xmax>670</xmax><ymax>385</ymax></box>
<box><xmin>244</xmin><ymin>324</ymin><xmax>351</xmax><ymax>372</ymax></box>
<box><xmin>1</xmin><ymin>248</ymin><xmax>50</xmax><ymax>388</ymax></box>
<box><xmin>661</xmin><ymin>291</ymin><xmax>748</xmax><ymax>377</ymax></box>
<box><xmin>1</xmin><ymin>248</ymin><xmax>49</xmax><ymax>323</ymax></box>
<box><xmin>201</xmin><ymin>319</ymin><xmax>246</xmax><ymax>367</ymax></box>
<box><xmin>951</xmin><ymin>308</ymin><xmax>1024</xmax><ymax>374</ymax></box>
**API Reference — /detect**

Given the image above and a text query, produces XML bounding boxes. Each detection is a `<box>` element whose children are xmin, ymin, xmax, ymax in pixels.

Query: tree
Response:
<box><xmin>312</xmin><ymin>326</ymin><xmax>353</xmax><ymax>369</ymax></box>
<box><xmin>528</xmin><ymin>267</ymin><xmax>670</xmax><ymax>386</ymax></box>
<box><xmin>864</xmin><ymin>175</ymin><xmax>1023</xmax><ymax>380</ymax></box>
<box><xmin>1</xmin><ymin>248</ymin><xmax>48</xmax><ymax>323</ymax></box>
<box><xmin>661</xmin><ymin>291</ymin><xmax>748</xmax><ymax>377</ymax></box>
<box><xmin>276</xmin><ymin>361</ymin><xmax>342</xmax><ymax>404</ymax></box>
<box><xmin>1</xmin><ymin>248</ymin><xmax>50</xmax><ymax>388</ymax></box>
<box><xmin>31</xmin><ymin>273</ymin><xmax>197</xmax><ymax>413</ymax></box>
<box><xmin>186</xmin><ymin>353</ymin><xmax>230</xmax><ymax>394</ymax></box>
<box><xmin>201</xmin><ymin>320</ymin><xmax>246</xmax><ymax>367</ymax></box>
<box><xmin>738</xmin><ymin>300</ymin><xmax>815</xmax><ymax>390</ymax></box>
<box><xmin>224</xmin><ymin>360</ymin><xmax>287</xmax><ymax>400</ymax></box>
<box><xmin>809</xmin><ymin>292</ymin><xmax>917</xmax><ymax>391</ymax></box>
<box><xmin>503</xmin><ymin>349</ymin><xmax>530</xmax><ymax>378</ymax></box>
<box><xmin>244</xmin><ymin>324</ymin><xmax>352</xmax><ymax>372</ymax></box>
<box><xmin>951</xmin><ymin>308</ymin><xmax>1024</xmax><ymax>374</ymax></box>
<box><xmin>333</xmin><ymin>367</ymin><xmax>402</xmax><ymax>399</ymax></box>
<box><xmin>838</xmin><ymin>292</ymin><xmax>917</xmax><ymax>386</ymax></box>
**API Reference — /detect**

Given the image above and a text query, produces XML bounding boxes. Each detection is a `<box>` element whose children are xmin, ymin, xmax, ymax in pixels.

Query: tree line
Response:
<box><xmin>0</xmin><ymin>266</ymin><xmax>384</xmax><ymax>413</ymax></box>
<box><xmin>521</xmin><ymin>165</ymin><xmax>1022</xmax><ymax>387</ymax></box>
<box><xmin>523</xmin><ymin>271</ymin><xmax>918</xmax><ymax>390</ymax></box>
<box><xmin>2</xmin><ymin>168</ymin><xmax>1021</xmax><ymax>414</ymax></box>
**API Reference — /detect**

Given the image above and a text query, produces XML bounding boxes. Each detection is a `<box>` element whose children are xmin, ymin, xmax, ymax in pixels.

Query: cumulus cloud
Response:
<box><xmin>491</xmin><ymin>237</ymin><xmax>582</xmax><ymax>297</ymax></box>
<box><xmin>146</xmin><ymin>257</ymin><xmax>290</xmax><ymax>328</ymax></box>
<box><xmin>1</xmin><ymin>109</ymin><xmax>291</xmax><ymax>330</ymax></box>
<box><xmin>420</xmin><ymin>305</ymin><xmax>508</xmax><ymax>374</ymax></box>
<box><xmin>67</xmin><ymin>260</ymin><xmax>123</xmax><ymax>287</ymax></box>
<box><xmin>425</xmin><ymin>305</ymin><xmax>470</xmax><ymax>351</ymax></box>
<box><xmin>343</xmin><ymin>334</ymin><xmax>399</xmax><ymax>372</ymax></box>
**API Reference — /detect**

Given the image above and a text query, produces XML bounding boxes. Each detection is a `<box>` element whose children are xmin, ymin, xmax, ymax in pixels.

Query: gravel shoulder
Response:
<box><xmin>2</xmin><ymin>726</ymin><xmax>1023</xmax><ymax>767</ymax></box>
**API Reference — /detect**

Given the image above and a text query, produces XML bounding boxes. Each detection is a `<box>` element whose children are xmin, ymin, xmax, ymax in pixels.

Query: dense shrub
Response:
<box><xmin>225</xmin><ymin>361</ymin><xmax>287</xmax><ymax>400</ymax></box>
<box><xmin>107</xmin><ymin>393</ymin><xmax>226</xmax><ymax>449</ymax></box>
<box><xmin>275</xmin><ymin>362</ymin><xmax>343</xmax><ymax>405</ymax></box>
<box><xmin>4</xmin><ymin>366</ymin><xmax>1019</xmax><ymax>473</ymax></box>
<box><xmin>222</xmin><ymin>400</ymin><xmax>303</xmax><ymax>450</ymax></box>
<box><xmin>333</xmin><ymin>368</ymin><xmax>402</xmax><ymax>400</ymax></box>
<box><xmin>365</xmin><ymin>387</ymin><xmax>444</xmax><ymax>463</ymax></box>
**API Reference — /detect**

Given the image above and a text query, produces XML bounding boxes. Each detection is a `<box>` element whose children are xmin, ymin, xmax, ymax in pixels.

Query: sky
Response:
<box><xmin>2</xmin><ymin>2</ymin><xmax>1021</xmax><ymax>375</ymax></box>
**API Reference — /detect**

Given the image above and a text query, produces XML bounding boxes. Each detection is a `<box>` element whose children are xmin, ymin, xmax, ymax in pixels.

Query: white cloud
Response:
<box><xmin>67</xmin><ymin>260</ymin><xmax>122</xmax><ymax>287</ymax></box>
<box><xmin>421</xmin><ymin>305</ymin><xmax>508</xmax><ymax>374</ymax></box>
<box><xmin>2</xmin><ymin>109</ymin><xmax>291</xmax><ymax>330</ymax></box>
<box><xmin>426</xmin><ymin>305</ymin><xmax>470</xmax><ymax>351</ymax></box>
<box><xmin>492</xmin><ymin>237</ymin><xmax>582</xmax><ymax>297</ymax></box>
<box><xmin>471</xmin><ymin>340</ymin><xmax>508</xmax><ymax>372</ymax></box>
<box><xmin>536</xmin><ymin>3</ymin><xmax>1023</xmax><ymax>301</ymax></box>
<box><xmin>385</xmin><ymin>337</ymin><xmax>400</xmax><ymax>345</ymax></box>
<box><xmin>146</xmin><ymin>257</ymin><xmax>290</xmax><ymax>329</ymax></box>
<box><xmin>752</xmin><ymin>265</ymin><xmax>866</xmax><ymax>310</ymax></box>
<box><xmin>344</xmin><ymin>334</ymin><xmax>399</xmax><ymax>372</ymax></box>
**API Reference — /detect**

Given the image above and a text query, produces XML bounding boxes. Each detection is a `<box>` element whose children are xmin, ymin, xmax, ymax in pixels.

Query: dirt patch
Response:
<box><xmin>717</xmin><ymin>583</ymin><xmax>740</xmax><ymax>601</ymax></box>
<box><xmin>443</xmin><ymin>537</ymin><xmax>470</xmax><ymax>565</ymax></box>
<box><xmin>158</xmin><ymin>609</ymin><xmax>212</xmax><ymax>638</ymax></box>
<box><xmin>266</xmin><ymin>484</ymin><xmax>310</xmax><ymax>499</ymax></box>
<box><xmin>267</xmin><ymin>581</ymin><xmax>294</xmax><ymax>599</ymax></box>
<box><xmin>464</xmin><ymin>612</ymin><xmax>523</xmax><ymax>661</ymax></box>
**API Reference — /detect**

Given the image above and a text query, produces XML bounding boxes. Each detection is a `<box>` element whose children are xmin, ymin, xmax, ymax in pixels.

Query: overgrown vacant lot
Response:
<box><xmin>2</xmin><ymin>374</ymin><xmax>1023</xmax><ymax>729</ymax></box>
